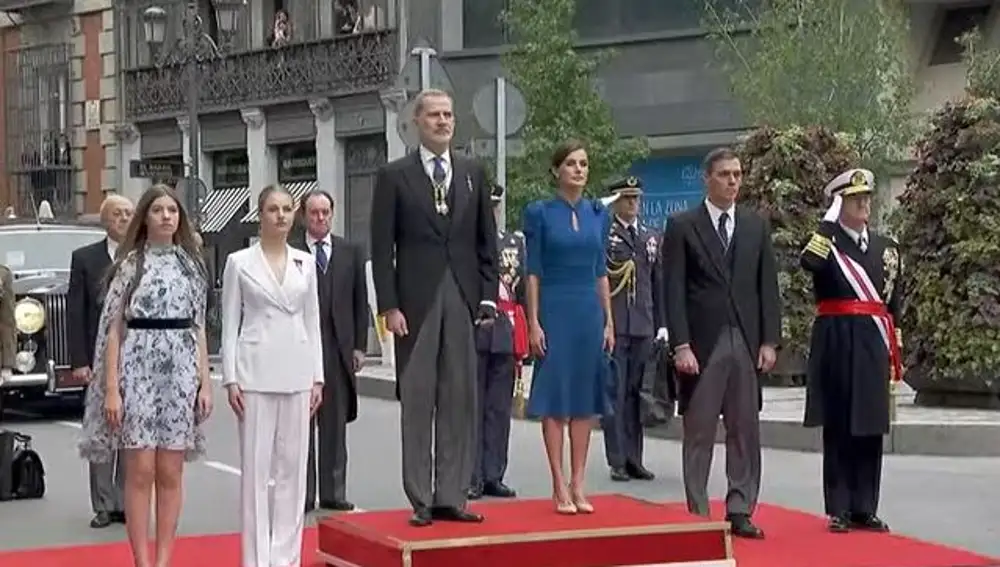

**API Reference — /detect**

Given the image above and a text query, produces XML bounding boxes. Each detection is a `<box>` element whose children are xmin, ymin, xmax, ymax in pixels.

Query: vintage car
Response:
<box><xmin>0</xmin><ymin>218</ymin><xmax>106</xmax><ymax>413</ymax></box>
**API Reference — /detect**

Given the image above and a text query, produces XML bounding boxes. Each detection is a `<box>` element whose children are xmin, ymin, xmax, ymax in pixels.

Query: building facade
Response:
<box><xmin>0</xmin><ymin>0</ymin><xmax>996</xmax><ymax>231</ymax></box>
<box><xmin>420</xmin><ymin>0</ymin><xmax>1000</xmax><ymax>228</ymax></box>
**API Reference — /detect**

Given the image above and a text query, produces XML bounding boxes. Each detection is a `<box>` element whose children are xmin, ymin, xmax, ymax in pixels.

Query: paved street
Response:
<box><xmin>1</xmin><ymin>381</ymin><xmax>998</xmax><ymax>558</ymax></box>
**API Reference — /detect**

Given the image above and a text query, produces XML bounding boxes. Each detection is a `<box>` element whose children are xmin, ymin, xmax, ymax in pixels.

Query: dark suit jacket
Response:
<box><xmin>295</xmin><ymin>235</ymin><xmax>368</xmax><ymax>423</ymax></box>
<box><xmin>370</xmin><ymin>151</ymin><xmax>499</xmax><ymax>380</ymax></box>
<box><xmin>68</xmin><ymin>238</ymin><xmax>112</xmax><ymax>370</ymax></box>
<box><xmin>662</xmin><ymin>203</ymin><xmax>781</xmax><ymax>413</ymax></box>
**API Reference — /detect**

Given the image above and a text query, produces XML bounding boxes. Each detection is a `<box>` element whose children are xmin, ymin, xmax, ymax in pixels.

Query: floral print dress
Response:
<box><xmin>79</xmin><ymin>244</ymin><xmax>208</xmax><ymax>463</ymax></box>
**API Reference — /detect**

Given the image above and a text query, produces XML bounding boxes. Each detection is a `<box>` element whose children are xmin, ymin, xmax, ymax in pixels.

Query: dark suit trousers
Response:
<box><xmin>822</xmin><ymin>427</ymin><xmax>883</xmax><ymax>518</ymax></box>
<box><xmin>89</xmin><ymin>452</ymin><xmax>125</xmax><ymax>514</ymax></box>
<box><xmin>472</xmin><ymin>352</ymin><xmax>515</xmax><ymax>486</ymax></box>
<box><xmin>601</xmin><ymin>336</ymin><xmax>652</xmax><ymax>469</ymax></box>
<box><xmin>682</xmin><ymin>327</ymin><xmax>761</xmax><ymax>517</ymax></box>
<box><xmin>306</xmin><ymin>367</ymin><xmax>351</xmax><ymax>504</ymax></box>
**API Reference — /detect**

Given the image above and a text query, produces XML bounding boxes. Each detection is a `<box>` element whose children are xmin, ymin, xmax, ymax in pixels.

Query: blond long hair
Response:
<box><xmin>104</xmin><ymin>184</ymin><xmax>206</xmax><ymax>295</ymax></box>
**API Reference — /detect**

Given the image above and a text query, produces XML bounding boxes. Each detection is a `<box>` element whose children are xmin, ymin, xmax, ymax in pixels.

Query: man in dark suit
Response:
<box><xmin>662</xmin><ymin>147</ymin><xmax>781</xmax><ymax>539</ymax></box>
<box><xmin>370</xmin><ymin>88</ymin><xmax>499</xmax><ymax>527</ymax></box>
<box><xmin>67</xmin><ymin>194</ymin><xmax>133</xmax><ymax>528</ymax></box>
<box><xmin>300</xmin><ymin>189</ymin><xmax>368</xmax><ymax>513</ymax></box>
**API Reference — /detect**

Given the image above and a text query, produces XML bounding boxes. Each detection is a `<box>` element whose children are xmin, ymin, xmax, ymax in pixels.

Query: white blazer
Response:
<box><xmin>220</xmin><ymin>243</ymin><xmax>324</xmax><ymax>393</ymax></box>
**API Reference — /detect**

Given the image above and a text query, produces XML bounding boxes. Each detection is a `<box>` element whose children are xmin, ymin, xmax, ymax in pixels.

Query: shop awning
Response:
<box><xmin>198</xmin><ymin>186</ymin><xmax>250</xmax><ymax>233</ymax></box>
<box><xmin>240</xmin><ymin>180</ymin><xmax>319</xmax><ymax>224</ymax></box>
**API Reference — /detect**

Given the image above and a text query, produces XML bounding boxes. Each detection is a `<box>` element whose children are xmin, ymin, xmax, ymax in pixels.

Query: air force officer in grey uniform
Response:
<box><xmin>601</xmin><ymin>176</ymin><xmax>667</xmax><ymax>483</ymax></box>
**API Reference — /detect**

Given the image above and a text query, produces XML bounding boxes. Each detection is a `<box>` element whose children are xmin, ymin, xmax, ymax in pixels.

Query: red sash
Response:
<box><xmin>498</xmin><ymin>298</ymin><xmax>529</xmax><ymax>361</ymax></box>
<box><xmin>816</xmin><ymin>299</ymin><xmax>903</xmax><ymax>383</ymax></box>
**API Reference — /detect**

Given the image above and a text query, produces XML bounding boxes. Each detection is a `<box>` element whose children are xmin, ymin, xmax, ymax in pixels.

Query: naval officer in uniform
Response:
<box><xmin>468</xmin><ymin>183</ymin><xmax>527</xmax><ymax>500</ymax></box>
<box><xmin>601</xmin><ymin>176</ymin><xmax>667</xmax><ymax>482</ymax></box>
<box><xmin>801</xmin><ymin>168</ymin><xmax>902</xmax><ymax>534</ymax></box>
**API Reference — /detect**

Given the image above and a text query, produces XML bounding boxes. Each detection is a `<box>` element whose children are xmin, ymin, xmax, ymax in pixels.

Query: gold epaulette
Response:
<box><xmin>607</xmin><ymin>258</ymin><xmax>636</xmax><ymax>302</ymax></box>
<box><xmin>802</xmin><ymin>232</ymin><xmax>832</xmax><ymax>259</ymax></box>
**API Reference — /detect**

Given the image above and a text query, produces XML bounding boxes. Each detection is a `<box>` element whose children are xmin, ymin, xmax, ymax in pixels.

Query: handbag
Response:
<box><xmin>0</xmin><ymin>430</ymin><xmax>45</xmax><ymax>501</ymax></box>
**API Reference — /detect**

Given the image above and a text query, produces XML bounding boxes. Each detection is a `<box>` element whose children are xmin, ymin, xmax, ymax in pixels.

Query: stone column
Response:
<box><xmin>309</xmin><ymin>97</ymin><xmax>345</xmax><ymax>236</ymax></box>
<box><xmin>379</xmin><ymin>88</ymin><xmax>408</xmax><ymax>162</ymax></box>
<box><xmin>112</xmin><ymin>123</ymin><xmax>145</xmax><ymax>203</ymax></box>
<box><xmin>240</xmin><ymin>107</ymin><xmax>276</xmax><ymax>209</ymax></box>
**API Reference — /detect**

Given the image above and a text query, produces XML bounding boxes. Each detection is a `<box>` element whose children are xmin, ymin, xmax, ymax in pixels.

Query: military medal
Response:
<box><xmin>433</xmin><ymin>181</ymin><xmax>449</xmax><ymax>215</ymax></box>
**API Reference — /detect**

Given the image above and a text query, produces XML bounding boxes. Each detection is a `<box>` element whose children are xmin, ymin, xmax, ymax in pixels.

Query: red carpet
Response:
<box><xmin>0</xmin><ymin>498</ymin><xmax>997</xmax><ymax>567</ymax></box>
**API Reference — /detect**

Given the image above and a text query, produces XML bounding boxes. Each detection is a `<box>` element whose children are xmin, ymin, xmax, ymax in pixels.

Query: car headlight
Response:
<box><xmin>14</xmin><ymin>351</ymin><xmax>34</xmax><ymax>373</ymax></box>
<box><xmin>14</xmin><ymin>297</ymin><xmax>45</xmax><ymax>335</ymax></box>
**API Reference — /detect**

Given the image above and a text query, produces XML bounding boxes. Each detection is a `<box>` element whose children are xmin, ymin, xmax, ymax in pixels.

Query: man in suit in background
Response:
<box><xmin>67</xmin><ymin>194</ymin><xmax>133</xmax><ymax>528</ymax></box>
<box><xmin>370</xmin><ymin>88</ymin><xmax>499</xmax><ymax>527</ymax></box>
<box><xmin>662</xmin><ymin>147</ymin><xmax>781</xmax><ymax>539</ymax></box>
<box><xmin>0</xmin><ymin>262</ymin><xmax>15</xmax><ymax>401</ymax></box>
<box><xmin>301</xmin><ymin>189</ymin><xmax>368</xmax><ymax>513</ymax></box>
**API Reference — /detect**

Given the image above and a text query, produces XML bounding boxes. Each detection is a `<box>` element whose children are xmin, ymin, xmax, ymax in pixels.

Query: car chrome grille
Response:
<box><xmin>43</xmin><ymin>294</ymin><xmax>69</xmax><ymax>367</ymax></box>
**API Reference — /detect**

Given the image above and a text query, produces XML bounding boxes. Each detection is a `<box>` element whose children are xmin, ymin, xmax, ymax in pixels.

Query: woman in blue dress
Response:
<box><xmin>524</xmin><ymin>139</ymin><xmax>615</xmax><ymax>515</ymax></box>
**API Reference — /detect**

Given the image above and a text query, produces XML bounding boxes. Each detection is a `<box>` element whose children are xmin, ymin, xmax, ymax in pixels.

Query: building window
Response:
<box><xmin>123</xmin><ymin>0</ymin><xmax>248</xmax><ymax>69</ymax></box>
<box><xmin>212</xmin><ymin>150</ymin><xmax>249</xmax><ymax>188</ymax></box>
<box><xmin>5</xmin><ymin>44</ymin><xmax>73</xmax><ymax>218</ymax></box>
<box><xmin>277</xmin><ymin>142</ymin><xmax>317</xmax><ymax>182</ymax></box>
<box><xmin>929</xmin><ymin>4</ymin><xmax>992</xmax><ymax>66</ymax></box>
<box><xmin>463</xmin><ymin>0</ymin><xmax>507</xmax><ymax>49</ymax></box>
<box><xmin>462</xmin><ymin>0</ymin><xmax>757</xmax><ymax>48</ymax></box>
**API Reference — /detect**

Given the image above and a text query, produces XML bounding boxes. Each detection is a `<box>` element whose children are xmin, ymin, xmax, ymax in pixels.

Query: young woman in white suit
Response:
<box><xmin>221</xmin><ymin>185</ymin><xmax>325</xmax><ymax>567</ymax></box>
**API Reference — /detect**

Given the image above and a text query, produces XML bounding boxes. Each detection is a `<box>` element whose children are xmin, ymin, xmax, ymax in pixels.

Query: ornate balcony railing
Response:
<box><xmin>123</xmin><ymin>29</ymin><xmax>397</xmax><ymax>120</ymax></box>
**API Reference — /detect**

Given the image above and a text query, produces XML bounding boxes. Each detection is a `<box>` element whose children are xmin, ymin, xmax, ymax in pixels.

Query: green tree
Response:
<box><xmin>704</xmin><ymin>0</ymin><xmax>916</xmax><ymax>175</ymax></box>
<box><xmin>500</xmin><ymin>0</ymin><xmax>648</xmax><ymax>229</ymax></box>
<box><xmin>888</xmin><ymin>30</ymin><xmax>1000</xmax><ymax>407</ymax></box>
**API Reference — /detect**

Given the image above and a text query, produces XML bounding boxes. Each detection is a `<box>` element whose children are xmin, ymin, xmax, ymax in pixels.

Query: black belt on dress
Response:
<box><xmin>125</xmin><ymin>318</ymin><xmax>193</xmax><ymax>330</ymax></box>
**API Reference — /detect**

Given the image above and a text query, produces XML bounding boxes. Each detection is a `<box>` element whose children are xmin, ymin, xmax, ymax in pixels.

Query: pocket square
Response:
<box><xmin>467</xmin><ymin>174</ymin><xmax>473</xmax><ymax>193</ymax></box>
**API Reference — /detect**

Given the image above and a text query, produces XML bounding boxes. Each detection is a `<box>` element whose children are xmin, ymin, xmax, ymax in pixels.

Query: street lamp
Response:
<box><xmin>142</xmin><ymin>0</ymin><xmax>243</xmax><ymax>228</ymax></box>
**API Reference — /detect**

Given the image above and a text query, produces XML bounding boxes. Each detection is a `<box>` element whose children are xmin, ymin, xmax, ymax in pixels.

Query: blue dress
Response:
<box><xmin>523</xmin><ymin>197</ymin><xmax>611</xmax><ymax>418</ymax></box>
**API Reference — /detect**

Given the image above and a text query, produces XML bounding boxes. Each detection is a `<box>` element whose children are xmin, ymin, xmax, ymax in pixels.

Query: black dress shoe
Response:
<box><xmin>610</xmin><ymin>467</ymin><xmax>630</xmax><ymax>482</ymax></box>
<box><xmin>109</xmin><ymin>511</ymin><xmax>126</xmax><ymax>524</ymax></box>
<box><xmin>483</xmin><ymin>481</ymin><xmax>516</xmax><ymax>498</ymax></box>
<box><xmin>625</xmin><ymin>462</ymin><xmax>655</xmax><ymax>480</ymax></box>
<box><xmin>467</xmin><ymin>484</ymin><xmax>483</xmax><ymax>500</ymax></box>
<box><xmin>727</xmin><ymin>514</ymin><xmax>765</xmax><ymax>539</ymax></box>
<box><xmin>828</xmin><ymin>515</ymin><xmax>850</xmax><ymax>533</ymax></box>
<box><xmin>320</xmin><ymin>499</ymin><xmax>355</xmax><ymax>512</ymax></box>
<box><xmin>89</xmin><ymin>512</ymin><xmax>111</xmax><ymax>529</ymax></box>
<box><xmin>409</xmin><ymin>508</ymin><xmax>433</xmax><ymax>527</ymax></box>
<box><xmin>851</xmin><ymin>514</ymin><xmax>890</xmax><ymax>532</ymax></box>
<box><xmin>432</xmin><ymin>506</ymin><xmax>485</xmax><ymax>523</ymax></box>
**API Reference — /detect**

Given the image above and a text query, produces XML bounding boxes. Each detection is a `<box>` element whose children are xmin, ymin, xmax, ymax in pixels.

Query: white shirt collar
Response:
<box><xmin>839</xmin><ymin>223</ymin><xmax>868</xmax><ymax>244</ymax></box>
<box><xmin>307</xmin><ymin>232</ymin><xmax>332</xmax><ymax>249</ymax></box>
<box><xmin>106</xmin><ymin>237</ymin><xmax>119</xmax><ymax>259</ymax></box>
<box><xmin>616</xmin><ymin>215</ymin><xmax>638</xmax><ymax>230</ymax></box>
<box><xmin>704</xmin><ymin>198</ymin><xmax>735</xmax><ymax>220</ymax></box>
<box><xmin>419</xmin><ymin>145</ymin><xmax>451</xmax><ymax>167</ymax></box>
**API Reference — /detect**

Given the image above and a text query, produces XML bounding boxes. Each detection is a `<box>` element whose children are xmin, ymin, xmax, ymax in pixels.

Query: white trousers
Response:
<box><xmin>239</xmin><ymin>391</ymin><xmax>311</xmax><ymax>567</ymax></box>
